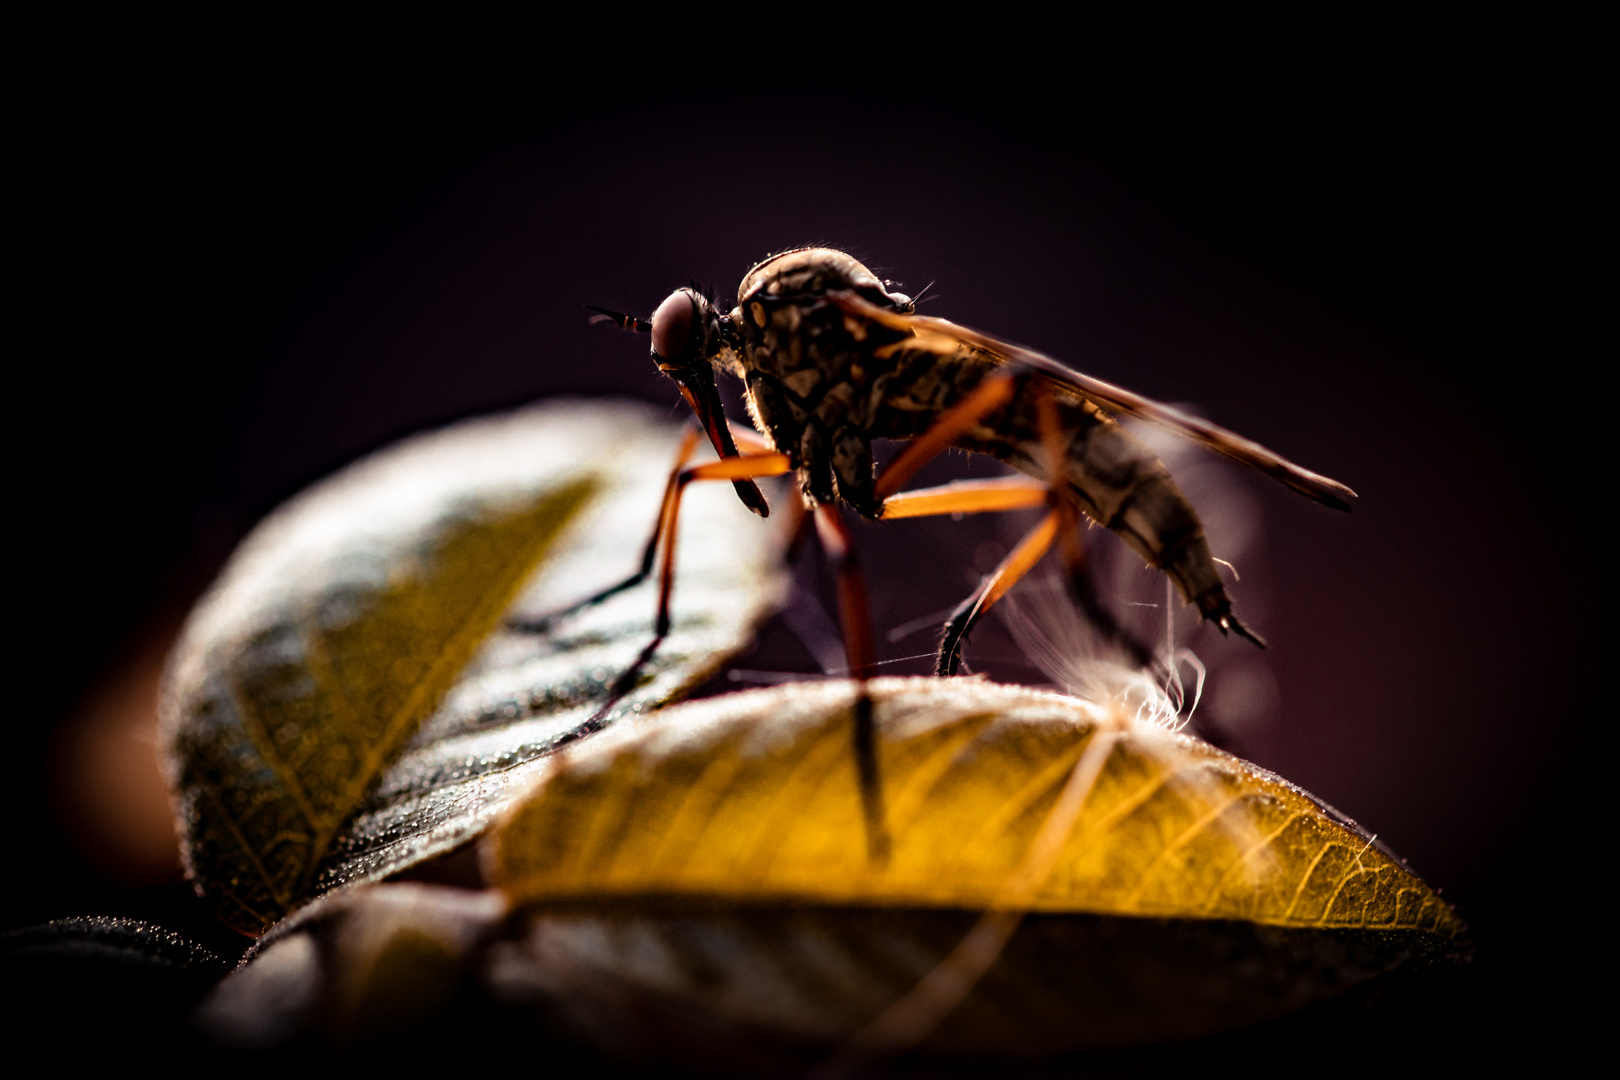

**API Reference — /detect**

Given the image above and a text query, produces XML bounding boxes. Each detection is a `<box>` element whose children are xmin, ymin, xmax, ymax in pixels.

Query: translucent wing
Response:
<box><xmin>830</xmin><ymin>292</ymin><xmax>1357</xmax><ymax>512</ymax></box>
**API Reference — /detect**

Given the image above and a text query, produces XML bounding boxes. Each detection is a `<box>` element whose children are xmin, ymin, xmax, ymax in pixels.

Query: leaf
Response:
<box><xmin>2</xmin><ymin>918</ymin><xmax>229</xmax><ymax>1059</ymax></box>
<box><xmin>161</xmin><ymin>400</ymin><xmax>787</xmax><ymax>934</ymax></box>
<box><xmin>490</xmin><ymin>677</ymin><xmax>1461</xmax><ymax>931</ymax></box>
<box><xmin>0</xmin><ymin>916</ymin><xmax>225</xmax><ymax>977</ymax></box>
<box><xmin>485</xmin><ymin>677</ymin><xmax>1464</xmax><ymax>1055</ymax></box>
<box><xmin>196</xmin><ymin>884</ymin><xmax>507</xmax><ymax>1049</ymax></box>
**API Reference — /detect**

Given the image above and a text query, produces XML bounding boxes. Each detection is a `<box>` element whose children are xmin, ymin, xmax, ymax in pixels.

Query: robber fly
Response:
<box><xmin>554</xmin><ymin>247</ymin><xmax>1354</xmax><ymax>856</ymax></box>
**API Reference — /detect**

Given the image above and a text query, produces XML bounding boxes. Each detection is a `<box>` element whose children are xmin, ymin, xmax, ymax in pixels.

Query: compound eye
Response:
<box><xmin>651</xmin><ymin>289</ymin><xmax>698</xmax><ymax>365</ymax></box>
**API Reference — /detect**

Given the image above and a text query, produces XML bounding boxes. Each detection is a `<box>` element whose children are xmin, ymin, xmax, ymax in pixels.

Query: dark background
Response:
<box><xmin>11</xmin><ymin>32</ymin><xmax>1601</xmax><ymax>1065</ymax></box>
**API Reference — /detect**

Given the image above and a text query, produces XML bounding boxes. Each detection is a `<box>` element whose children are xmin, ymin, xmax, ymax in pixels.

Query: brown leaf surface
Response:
<box><xmin>161</xmin><ymin>400</ymin><xmax>786</xmax><ymax>933</ymax></box>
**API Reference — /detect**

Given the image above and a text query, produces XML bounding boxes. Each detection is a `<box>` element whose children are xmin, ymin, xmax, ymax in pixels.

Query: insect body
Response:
<box><xmin>626</xmin><ymin>247</ymin><xmax>1353</xmax><ymax>668</ymax></box>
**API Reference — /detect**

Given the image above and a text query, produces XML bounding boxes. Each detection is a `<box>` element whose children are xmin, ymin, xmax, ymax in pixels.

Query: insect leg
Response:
<box><xmin>873</xmin><ymin>372</ymin><xmax>1021</xmax><ymax>501</ymax></box>
<box><xmin>1034</xmin><ymin>393</ymin><xmax>1162</xmax><ymax>672</ymax></box>
<box><xmin>727</xmin><ymin>421</ymin><xmax>776</xmax><ymax>455</ymax></box>
<box><xmin>936</xmin><ymin>511</ymin><xmax>1061</xmax><ymax>676</ymax></box>
<box><xmin>878</xmin><ymin>476</ymin><xmax>1048</xmax><ymax>519</ymax></box>
<box><xmin>885</xmin><ymin>394</ymin><xmax>1161</xmax><ymax>674</ymax></box>
<box><xmin>869</xmin><ymin>472</ymin><xmax>1077</xmax><ymax>676</ymax></box>
<box><xmin>812</xmin><ymin>504</ymin><xmax>889</xmax><ymax>863</ymax></box>
<box><xmin>585</xmin><ymin>450</ymin><xmax>792</xmax><ymax>723</ymax></box>
<box><xmin>506</xmin><ymin>426</ymin><xmax>706</xmax><ymax>634</ymax></box>
<box><xmin>868</xmin><ymin>368</ymin><xmax>1070</xmax><ymax>674</ymax></box>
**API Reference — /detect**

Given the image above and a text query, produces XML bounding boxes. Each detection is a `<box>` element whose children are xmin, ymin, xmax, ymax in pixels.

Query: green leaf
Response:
<box><xmin>162</xmin><ymin>400</ymin><xmax>786</xmax><ymax>934</ymax></box>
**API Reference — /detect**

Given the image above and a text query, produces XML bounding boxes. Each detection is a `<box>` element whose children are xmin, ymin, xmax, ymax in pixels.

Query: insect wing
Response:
<box><xmin>829</xmin><ymin>292</ymin><xmax>1357</xmax><ymax>512</ymax></box>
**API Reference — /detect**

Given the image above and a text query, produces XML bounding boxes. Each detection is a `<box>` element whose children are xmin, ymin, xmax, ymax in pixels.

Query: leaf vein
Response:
<box><xmin>1197</xmin><ymin>810</ymin><xmax>1307</xmax><ymax>914</ymax></box>
<box><xmin>1281</xmin><ymin>842</ymin><xmax>1334</xmax><ymax>922</ymax></box>
<box><xmin>221</xmin><ymin>665</ymin><xmax>323</xmax><ymax>835</ymax></box>
<box><xmin>198</xmin><ymin>778</ymin><xmax>290</xmax><ymax>907</ymax></box>
<box><xmin>1120</xmin><ymin>789</ymin><xmax>1247</xmax><ymax>909</ymax></box>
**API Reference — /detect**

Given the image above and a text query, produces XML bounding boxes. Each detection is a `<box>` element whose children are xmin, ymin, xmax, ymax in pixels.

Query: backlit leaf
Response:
<box><xmin>485</xmin><ymin>677</ymin><xmax>1463</xmax><ymax>1056</ymax></box>
<box><xmin>491</xmin><ymin>678</ymin><xmax>1460</xmax><ymax>931</ymax></box>
<box><xmin>161</xmin><ymin>400</ymin><xmax>786</xmax><ymax>934</ymax></box>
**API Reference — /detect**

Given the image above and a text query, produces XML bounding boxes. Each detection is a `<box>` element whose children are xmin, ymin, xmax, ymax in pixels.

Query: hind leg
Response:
<box><xmin>875</xmin><ymin>390</ymin><xmax>1159</xmax><ymax>675</ymax></box>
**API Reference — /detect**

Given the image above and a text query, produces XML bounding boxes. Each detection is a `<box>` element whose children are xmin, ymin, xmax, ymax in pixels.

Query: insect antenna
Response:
<box><xmin>584</xmin><ymin>304</ymin><xmax>652</xmax><ymax>333</ymax></box>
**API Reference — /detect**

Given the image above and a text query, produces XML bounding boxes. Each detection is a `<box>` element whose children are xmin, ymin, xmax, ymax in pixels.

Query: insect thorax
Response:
<box><xmin>725</xmin><ymin>264</ymin><xmax>959</xmax><ymax>513</ymax></box>
<box><xmin>727</xmin><ymin>251</ymin><xmax>1032</xmax><ymax>514</ymax></box>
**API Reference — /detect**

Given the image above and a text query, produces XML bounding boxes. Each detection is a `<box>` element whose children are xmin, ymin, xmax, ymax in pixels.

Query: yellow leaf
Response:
<box><xmin>162</xmin><ymin>401</ymin><xmax>785</xmax><ymax>933</ymax></box>
<box><xmin>485</xmin><ymin>677</ymin><xmax>1463</xmax><ymax>1055</ymax></box>
<box><xmin>490</xmin><ymin>677</ymin><xmax>1459</xmax><ymax>935</ymax></box>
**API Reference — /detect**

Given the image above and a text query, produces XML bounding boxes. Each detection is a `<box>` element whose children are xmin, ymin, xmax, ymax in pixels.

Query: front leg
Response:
<box><xmin>797</xmin><ymin>423</ymin><xmax>839</xmax><ymax>506</ymax></box>
<box><xmin>506</xmin><ymin>425</ymin><xmax>704</xmax><ymax>635</ymax></box>
<box><xmin>831</xmin><ymin>427</ymin><xmax>881</xmax><ymax>519</ymax></box>
<box><xmin>584</xmin><ymin>449</ymin><xmax>793</xmax><ymax>726</ymax></box>
<box><xmin>509</xmin><ymin>420</ymin><xmax>778</xmax><ymax>636</ymax></box>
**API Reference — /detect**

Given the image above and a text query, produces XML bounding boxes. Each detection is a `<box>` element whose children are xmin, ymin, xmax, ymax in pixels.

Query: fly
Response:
<box><xmin>535</xmin><ymin>247</ymin><xmax>1355</xmax><ymax>859</ymax></box>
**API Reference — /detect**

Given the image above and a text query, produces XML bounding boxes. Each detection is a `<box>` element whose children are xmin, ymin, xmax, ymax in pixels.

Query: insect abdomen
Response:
<box><xmin>875</xmin><ymin>354</ymin><xmax>1235</xmax><ymax>627</ymax></box>
<box><xmin>1012</xmin><ymin>399</ymin><xmax>1227</xmax><ymax>620</ymax></box>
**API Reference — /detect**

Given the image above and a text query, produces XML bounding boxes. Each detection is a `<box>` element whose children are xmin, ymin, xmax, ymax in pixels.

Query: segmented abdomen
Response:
<box><xmin>871</xmin><ymin>349</ymin><xmax>1235</xmax><ymax>625</ymax></box>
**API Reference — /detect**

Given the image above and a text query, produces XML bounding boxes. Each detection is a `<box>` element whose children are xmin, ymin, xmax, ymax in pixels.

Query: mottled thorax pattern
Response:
<box><xmin>729</xmin><ymin>266</ymin><xmax>912</xmax><ymax>517</ymax></box>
